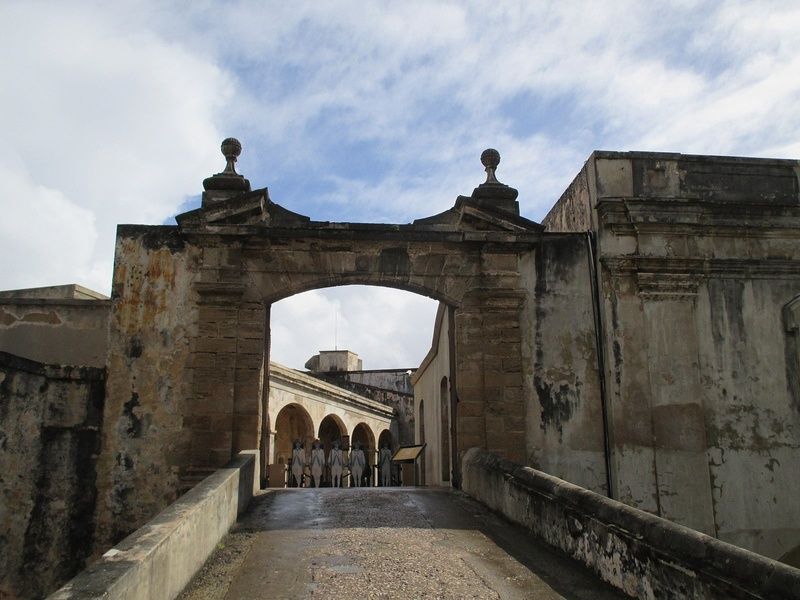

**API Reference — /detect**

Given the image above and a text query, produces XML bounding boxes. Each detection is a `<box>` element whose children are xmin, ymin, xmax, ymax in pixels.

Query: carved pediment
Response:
<box><xmin>176</xmin><ymin>188</ymin><xmax>312</xmax><ymax>229</ymax></box>
<box><xmin>412</xmin><ymin>198</ymin><xmax>541</xmax><ymax>233</ymax></box>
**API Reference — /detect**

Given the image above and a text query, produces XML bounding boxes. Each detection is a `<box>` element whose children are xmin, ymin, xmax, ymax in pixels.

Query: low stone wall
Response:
<box><xmin>49</xmin><ymin>451</ymin><xmax>258</xmax><ymax>600</ymax></box>
<box><xmin>0</xmin><ymin>351</ymin><xmax>105</xmax><ymax>599</ymax></box>
<box><xmin>461</xmin><ymin>448</ymin><xmax>800</xmax><ymax>600</ymax></box>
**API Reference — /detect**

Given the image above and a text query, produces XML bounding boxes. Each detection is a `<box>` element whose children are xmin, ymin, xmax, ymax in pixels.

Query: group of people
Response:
<box><xmin>290</xmin><ymin>439</ymin><xmax>393</xmax><ymax>488</ymax></box>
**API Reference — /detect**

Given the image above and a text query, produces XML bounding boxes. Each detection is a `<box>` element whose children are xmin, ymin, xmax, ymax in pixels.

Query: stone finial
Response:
<box><xmin>220</xmin><ymin>137</ymin><xmax>242</xmax><ymax>175</ymax></box>
<box><xmin>470</xmin><ymin>148</ymin><xmax>519</xmax><ymax>212</ymax></box>
<box><xmin>203</xmin><ymin>137</ymin><xmax>251</xmax><ymax>193</ymax></box>
<box><xmin>481</xmin><ymin>148</ymin><xmax>501</xmax><ymax>184</ymax></box>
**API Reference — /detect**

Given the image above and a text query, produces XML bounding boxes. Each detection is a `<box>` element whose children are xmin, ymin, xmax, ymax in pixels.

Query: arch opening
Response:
<box><xmin>264</xmin><ymin>284</ymin><xmax>451</xmax><ymax>489</ymax></box>
<box><xmin>274</xmin><ymin>403</ymin><xmax>314</xmax><ymax>466</ymax></box>
<box><xmin>264</xmin><ymin>278</ymin><xmax>460</xmax><ymax>308</ymax></box>
<box><xmin>378</xmin><ymin>428</ymin><xmax>393</xmax><ymax>451</ymax></box>
<box><xmin>378</xmin><ymin>429</ymin><xmax>394</xmax><ymax>487</ymax></box>
<box><xmin>352</xmin><ymin>422</ymin><xmax>376</xmax><ymax>486</ymax></box>
<box><xmin>318</xmin><ymin>414</ymin><xmax>347</xmax><ymax>460</ymax></box>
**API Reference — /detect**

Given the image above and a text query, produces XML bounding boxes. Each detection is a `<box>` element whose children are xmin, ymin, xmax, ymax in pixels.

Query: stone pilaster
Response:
<box><xmin>455</xmin><ymin>289</ymin><xmax>527</xmax><ymax>468</ymax></box>
<box><xmin>187</xmin><ymin>282</ymin><xmax>245</xmax><ymax>472</ymax></box>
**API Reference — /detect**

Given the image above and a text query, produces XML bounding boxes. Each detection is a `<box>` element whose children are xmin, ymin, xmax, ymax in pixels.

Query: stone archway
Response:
<box><xmin>94</xmin><ymin>144</ymin><xmax>540</xmax><ymax>546</ymax></box>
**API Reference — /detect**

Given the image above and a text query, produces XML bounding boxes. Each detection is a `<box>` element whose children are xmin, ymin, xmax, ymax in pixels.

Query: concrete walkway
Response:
<box><xmin>180</xmin><ymin>488</ymin><xmax>627</xmax><ymax>600</ymax></box>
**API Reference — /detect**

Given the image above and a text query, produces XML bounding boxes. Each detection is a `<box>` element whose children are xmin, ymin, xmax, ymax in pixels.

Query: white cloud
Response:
<box><xmin>270</xmin><ymin>286</ymin><xmax>439</xmax><ymax>371</ymax></box>
<box><xmin>3</xmin><ymin>0</ymin><xmax>800</xmax><ymax>367</ymax></box>
<box><xmin>0</xmin><ymin>2</ymin><xmax>231</xmax><ymax>292</ymax></box>
<box><xmin>0</xmin><ymin>162</ymin><xmax>97</xmax><ymax>290</ymax></box>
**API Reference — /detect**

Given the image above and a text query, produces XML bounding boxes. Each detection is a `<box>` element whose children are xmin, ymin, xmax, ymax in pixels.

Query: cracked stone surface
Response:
<box><xmin>179</xmin><ymin>488</ymin><xmax>626</xmax><ymax>600</ymax></box>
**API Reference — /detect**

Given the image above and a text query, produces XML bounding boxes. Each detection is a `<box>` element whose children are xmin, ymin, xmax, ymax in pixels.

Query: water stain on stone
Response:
<box><xmin>123</xmin><ymin>393</ymin><xmax>143</xmax><ymax>438</ymax></box>
<box><xmin>536</xmin><ymin>377</ymin><xmax>580</xmax><ymax>440</ymax></box>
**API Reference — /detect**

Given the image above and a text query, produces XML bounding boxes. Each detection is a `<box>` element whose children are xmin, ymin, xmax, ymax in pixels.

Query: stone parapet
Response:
<box><xmin>461</xmin><ymin>448</ymin><xmax>800</xmax><ymax>600</ymax></box>
<box><xmin>49</xmin><ymin>451</ymin><xmax>258</xmax><ymax>600</ymax></box>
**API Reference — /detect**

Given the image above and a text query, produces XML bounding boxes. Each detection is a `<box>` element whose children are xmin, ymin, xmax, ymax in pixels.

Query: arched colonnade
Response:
<box><xmin>268</xmin><ymin>363</ymin><xmax>394</xmax><ymax>484</ymax></box>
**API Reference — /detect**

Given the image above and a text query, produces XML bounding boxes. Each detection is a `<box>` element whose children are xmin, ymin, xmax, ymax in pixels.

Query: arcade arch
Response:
<box><xmin>352</xmin><ymin>422</ymin><xmax>376</xmax><ymax>456</ymax></box>
<box><xmin>378</xmin><ymin>429</ymin><xmax>393</xmax><ymax>451</ymax></box>
<box><xmin>318</xmin><ymin>414</ymin><xmax>347</xmax><ymax>460</ymax></box>
<box><xmin>352</xmin><ymin>422</ymin><xmax>376</xmax><ymax>485</ymax></box>
<box><xmin>273</xmin><ymin>403</ymin><xmax>314</xmax><ymax>465</ymax></box>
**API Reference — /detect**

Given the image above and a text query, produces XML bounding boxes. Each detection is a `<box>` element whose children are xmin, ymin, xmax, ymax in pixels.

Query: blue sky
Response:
<box><xmin>1</xmin><ymin>1</ymin><xmax>799</xmax><ymax>368</ymax></box>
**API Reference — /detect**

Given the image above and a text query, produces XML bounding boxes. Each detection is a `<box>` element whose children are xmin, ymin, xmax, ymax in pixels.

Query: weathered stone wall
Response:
<box><xmin>340</xmin><ymin>369</ymin><xmax>414</xmax><ymax>394</ymax></box>
<box><xmin>543</xmin><ymin>151</ymin><xmax>800</xmax><ymax>560</ymax></box>
<box><xmin>521</xmin><ymin>235</ymin><xmax>607</xmax><ymax>494</ymax></box>
<box><xmin>0</xmin><ymin>351</ymin><xmax>105</xmax><ymax>599</ymax></box>
<box><xmin>93</xmin><ymin>226</ymin><xmax>202</xmax><ymax>552</ymax></box>
<box><xmin>541</xmin><ymin>159</ymin><xmax>596</xmax><ymax>232</ymax></box>
<box><xmin>462</xmin><ymin>448</ymin><xmax>800</xmax><ymax>600</ymax></box>
<box><xmin>0</xmin><ymin>299</ymin><xmax>110</xmax><ymax>368</ymax></box>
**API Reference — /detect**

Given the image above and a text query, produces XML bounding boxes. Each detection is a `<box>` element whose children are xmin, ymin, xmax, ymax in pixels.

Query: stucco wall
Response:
<box><xmin>521</xmin><ymin>235</ymin><xmax>607</xmax><ymax>494</ymax></box>
<box><xmin>412</xmin><ymin>304</ymin><xmax>452</xmax><ymax>486</ymax></box>
<box><xmin>0</xmin><ymin>352</ymin><xmax>105</xmax><ymax>599</ymax></box>
<box><xmin>0</xmin><ymin>299</ymin><xmax>110</xmax><ymax>368</ymax></box>
<box><xmin>541</xmin><ymin>158</ymin><xmax>596</xmax><ymax>233</ymax></box>
<box><xmin>543</xmin><ymin>151</ymin><xmax>800</xmax><ymax>560</ymax></box>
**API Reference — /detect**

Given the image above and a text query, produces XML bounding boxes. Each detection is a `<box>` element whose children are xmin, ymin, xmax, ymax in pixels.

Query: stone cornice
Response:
<box><xmin>602</xmin><ymin>256</ymin><xmax>800</xmax><ymax>280</ymax></box>
<box><xmin>635</xmin><ymin>273</ymin><xmax>700</xmax><ymax>299</ymax></box>
<box><xmin>193</xmin><ymin>282</ymin><xmax>246</xmax><ymax>304</ymax></box>
<box><xmin>0</xmin><ymin>298</ymin><xmax>111</xmax><ymax>308</ymax></box>
<box><xmin>597</xmin><ymin>199</ymin><xmax>800</xmax><ymax>235</ymax></box>
<box><xmin>177</xmin><ymin>224</ymin><xmax>542</xmax><ymax>248</ymax></box>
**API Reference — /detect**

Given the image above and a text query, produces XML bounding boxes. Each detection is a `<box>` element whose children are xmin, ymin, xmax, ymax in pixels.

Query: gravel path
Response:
<box><xmin>179</xmin><ymin>488</ymin><xmax>626</xmax><ymax>600</ymax></box>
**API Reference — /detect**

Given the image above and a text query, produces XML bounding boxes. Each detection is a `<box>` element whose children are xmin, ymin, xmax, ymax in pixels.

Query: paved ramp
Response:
<box><xmin>180</xmin><ymin>488</ymin><xmax>626</xmax><ymax>600</ymax></box>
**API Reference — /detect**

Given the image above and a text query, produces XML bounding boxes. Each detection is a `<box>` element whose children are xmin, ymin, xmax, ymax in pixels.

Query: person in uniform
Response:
<box><xmin>329</xmin><ymin>439</ymin><xmax>344</xmax><ymax>488</ymax></box>
<box><xmin>379</xmin><ymin>441</ymin><xmax>392</xmax><ymax>487</ymax></box>
<box><xmin>291</xmin><ymin>439</ymin><xmax>305</xmax><ymax>487</ymax></box>
<box><xmin>349</xmin><ymin>441</ymin><xmax>365</xmax><ymax>488</ymax></box>
<box><xmin>311</xmin><ymin>439</ymin><xmax>325</xmax><ymax>488</ymax></box>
